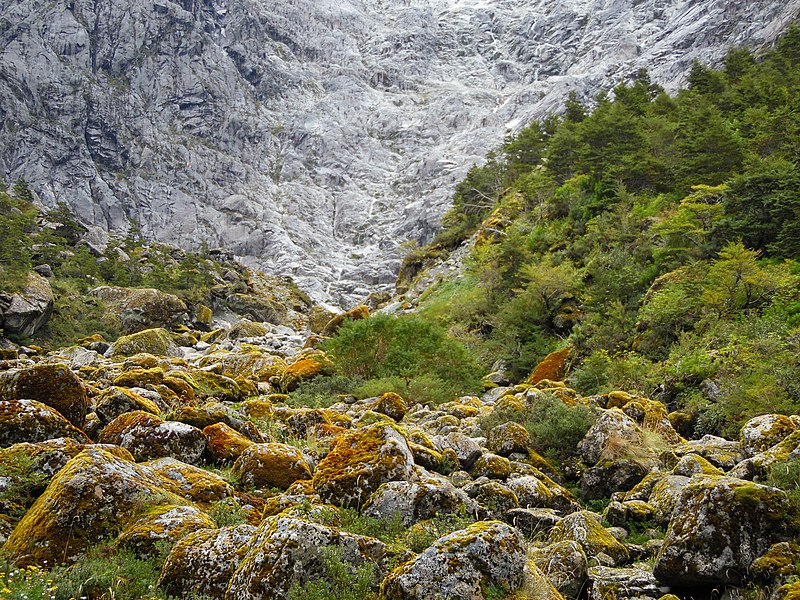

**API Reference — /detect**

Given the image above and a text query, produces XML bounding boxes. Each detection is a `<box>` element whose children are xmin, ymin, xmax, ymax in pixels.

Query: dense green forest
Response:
<box><xmin>400</xmin><ymin>27</ymin><xmax>800</xmax><ymax>437</ymax></box>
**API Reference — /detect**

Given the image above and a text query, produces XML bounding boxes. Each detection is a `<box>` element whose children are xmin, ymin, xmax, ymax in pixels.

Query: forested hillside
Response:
<box><xmin>401</xmin><ymin>27</ymin><xmax>800</xmax><ymax>438</ymax></box>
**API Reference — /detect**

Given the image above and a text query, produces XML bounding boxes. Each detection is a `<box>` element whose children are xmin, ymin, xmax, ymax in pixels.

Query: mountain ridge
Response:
<box><xmin>1</xmin><ymin>0</ymin><xmax>799</xmax><ymax>305</ymax></box>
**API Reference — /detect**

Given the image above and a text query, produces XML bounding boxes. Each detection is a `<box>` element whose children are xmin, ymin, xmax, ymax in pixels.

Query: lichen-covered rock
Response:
<box><xmin>435</xmin><ymin>431</ymin><xmax>483</xmax><ymax>470</ymax></box>
<box><xmin>672</xmin><ymin>453</ymin><xmax>723</xmax><ymax>477</ymax></box>
<box><xmin>519</xmin><ymin>560</ymin><xmax>567</xmax><ymax>600</ymax></box>
<box><xmin>0</xmin><ymin>363</ymin><xmax>88</xmax><ymax>428</ymax></box>
<box><xmin>588</xmin><ymin>564</ymin><xmax>670</xmax><ymax>600</ymax></box>
<box><xmin>729</xmin><ymin>431</ymin><xmax>800</xmax><ymax>482</ymax></box>
<box><xmin>118</xmin><ymin>504</ymin><xmax>216</xmax><ymax>557</ymax></box>
<box><xmin>505</xmin><ymin>475</ymin><xmax>554</xmax><ymax>510</ymax></box>
<box><xmin>312</xmin><ymin>423</ymin><xmax>415</xmax><ymax>509</ymax></box>
<box><xmin>369</xmin><ymin>392</ymin><xmax>408</xmax><ymax>422</ymax></box>
<box><xmin>94</xmin><ymin>386</ymin><xmax>161</xmax><ymax>425</ymax></box>
<box><xmin>226</xmin><ymin>516</ymin><xmax>387</xmax><ymax>600</ymax></box>
<box><xmin>463</xmin><ymin>479</ymin><xmax>520</xmax><ymax>518</ymax></box>
<box><xmin>749</xmin><ymin>542</ymin><xmax>800</xmax><ymax>584</ymax></box>
<box><xmin>171</xmin><ymin>402</ymin><xmax>262</xmax><ymax>441</ymax></box>
<box><xmin>0</xmin><ymin>399</ymin><xmax>90</xmax><ymax>447</ymax></box>
<box><xmin>159</xmin><ymin>524</ymin><xmax>258</xmax><ymax>598</ymax></box>
<box><xmin>142</xmin><ymin>457</ymin><xmax>234</xmax><ymax>505</ymax></box>
<box><xmin>1</xmin><ymin>272</ymin><xmax>54</xmax><ymax>336</ymax></box>
<box><xmin>227</xmin><ymin>318</ymin><xmax>270</xmax><ymax>339</ymax></box>
<box><xmin>107</xmin><ymin>328</ymin><xmax>179</xmax><ymax>357</ymax></box>
<box><xmin>280</xmin><ymin>350</ymin><xmax>332</xmax><ymax>391</ymax></box>
<box><xmin>285</xmin><ymin>407</ymin><xmax>332</xmax><ymax>437</ymax></box>
<box><xmin>2</xmin><ymin>448</ymin><xmax>186</xmax><ymax>565</ymax></box>
<box><xmin>740</xmin><ymin>414</ymin><xmax>798</xmax><ymax>458</ymax></box>
<box><xmin>674</xmin><ymin>435</ymin><xmax>743</xmax><ymax>470</ymax></box>
<box><xmin>362</xmin><ymin>479</ymin><xmax>466</xmax><ymax>526</ymax></box>
<box><xmin>548</xmin><ymin>511</ymin><xmax>630</xmax><ymax>567</ymax></box>
<box><xmin>168</xmin><ymin>370</ymin><xmax>244</xmax><ymax>403</ymax></box>
<box><xmin>603</xmin><ymin>500</ymin><xmax>656</xmax><ymax>529</ymax></box>
<box><xmin>321</xmin><ymin>305</ymin><xmax>370</xmax><ymax>337</ymax></box>
<box><xmin>580</xmin><ymin>459</ymin><xmax>648</xmax><ymax>501</ymax></box>
<box><xmin>380</xmin><ymin>520</ymin><xmax>526</xmax><ymax>600</ymax></box>
<box><xmin>98</xmin><ymin>410</ymin><xmax>207</xmax><ymax>464</ymax></box>
<box><xmin>654</xmin><ymin>476</ymin><xmax>795</xmax><ymax>586</ymax></box>
<box><xmin>204</xmin><ymin>422</ymin><xmax>256</xmax><ymax>463</ymax></box>
<box><xmin>89</xmin><ymin>286</ymin><xmax>187</xmax><ymax>334</ymax></box>
<box><xmin>232</xmin><ymin>443</ymin><xmax>312</xmax><ymax>490</ymax></box>
<box><xmin>113</xmin><ymin>366</ymin><xmax>165</xmax><ymax>388</ymax></box>
<box><xmin>579</xmin><ymin>409</ymin><xmax>642</xmax><ymax>467</ymax></box>
<box><xmin>470</xmin><ymin>452</ymin><xmax>511</xmax><ymax>480</ymax></box>
<box><xmin>530</xmin><ymin>540</ymin><xmax>588</xmax><ymax>599</ymax></box>
<box><xmin>487</xmin><ymin>422</ymin><xmax>530</xmax><ymax>457</ymax></box>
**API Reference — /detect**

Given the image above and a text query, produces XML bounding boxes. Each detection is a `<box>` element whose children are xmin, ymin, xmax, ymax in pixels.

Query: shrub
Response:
<box><xmin>322</xmin><ymin>314</ymin><xmax>483</xmax><ymax>404</ymax></box>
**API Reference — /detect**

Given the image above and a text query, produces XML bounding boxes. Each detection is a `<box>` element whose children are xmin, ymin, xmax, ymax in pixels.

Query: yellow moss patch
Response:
<box><xmin>232</xmin><ymin>443</ymin><xmax>312</xmax><ymax>490</ymax></box>
<box><xmin>113</xmin><ymin>366</ymin><xmax>165</xmax><ymax>388</ymax></box>
<box><xmin>528</xmin><ymin>347</ymin><xmax>572</xmax><ymax>385</ymax></box>
<box><xmin>204</xmin><ymin>422</ymin><xmax>255</xmax><ymax>463</ymax></box>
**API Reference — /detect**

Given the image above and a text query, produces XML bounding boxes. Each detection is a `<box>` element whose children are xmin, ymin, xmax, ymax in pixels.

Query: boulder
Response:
<box><xmin>1</xmin><ymin>272</ymin><xmax>53</xmax><ymax>336</ymax></box>
<box><xmin>362</xmin><ymin>479</ymin><xmax>466</xmax><ymax>527</ymax></box>
<box><xmin>232</xmin><ymin>443</ymin><xmax>312</xmax><ymax>490</ymax></box>
<box><xmin>654</xmin><ymin>475</ymin><xmax>795</xmax><ymax>586</ymax></box>
<box><xmin>98</xmin><ymin>411</ymin><xmax>206</xmax><ymax>464</ymax></box>
<box><xmin>548</xmin><ymin>511</ymin><xmax>630</xmax><ymax>567</ymax></box>
<box><xmin>0</xmin><ymin>363</ymin><xmax>88</xmax><ymax>428</ymax></box>
<box><xmin>312</xmin><ymin>423</ymin><xmax>415</xmax><ymax>509</ymax></box>
<box><xmin>204</xmin><ymin>422</ymin><xmax>256</xmax><ymax>463</ymax></box>
<box><xmin>2</xmin><ymin>448</ymin><xmax>186</xmax><ymax>565</ymax></box>
<box><xmin>435</xmin><ymin>431</ymin><xmax>483</xmax><ymax>470</ymax></box>
<box><xmin>118</xmin><ymin>504</ymin><xmax>216</xmax><ymax>557</ymax></box>
<box><xmin>142</xmin><ymin>457</ymin><xmax>234</xmax><ymax>505</ymax></box>
<box><xmin>588</xmin><ymin>564</ymin><xmax>670</xmax><ymax>600</ymax></box>
<box><xmin>673</xmin><ymin>435</ymin><xmax>743</xmax><ymax>470</ymax></box>
<box><xmin>740</xmin><ymin>414</ymin><xmax>798</xmax><ymax>458</ymax></box>
<box><xmin>226</xmin><ymin>516</ymin><xmax>387</xmax><ymax>600</ymax></box>
<box><xmin>107</xmin><ymin>328</ymin><xmax>179</xmax><ymax>357</ymax></box>
<box><xmin>0</xmin><ymin>399</ymin><xmax>90</xmax><ymax>447</ymax></box>
<box><xmin>369</xmin><ymin>392</ymin><xmax>408</xmax><ymax>422</ymax></box>
<box><xmin>530</xmin><ymin>540</ymin><xmax>588</xmax><ymax>599</ymax></box>
<box><xmin>580</xmin><ymin>459</ymin><xmax>648</xmax><ymax>501</ymax></box>
<box><xmin>579</xmin><ymin>409</ymin><xmax>642</xmax><ymax>466</ymax></box>
<box><xmin>94</xmin><ymin>386</ymin><xmax>161</xmax><ymax>425</ymax></box>
<box><xmin>89</xmin><ymin>286</ymin><xmax>188</xmax><ymax>334</ymax></box>
<box><xmin>172</xmin><ymin>402</ymin><xmax>262</xmax><ymax>441</ymax></box>
<box><xmin>380</xmin><ymin>520</ymin><xmax>526</xmax><ymax>600</ymax></box>
<box><xmin>470</xmin><ymin>452</ymin><xmax>511</xmax><ymax>480</ymax></box>
<box><xmin>505</xmin><ymin>507</ymin><xmax>563</xmax><ymax>537</ymax></box>
<box><xmin>159</xmin><ymin>524</ymin><xmax>258</xmax><ymax>598</ymax></box>
<box><xmin>463</xmin><ymin>479</ymin><xmax>520</xmax><ymax>518</ymax></box>
<box><xmin>487</xmin><ymin>422</ymin><xmax>531</xmax><ymax>457</ymax></box>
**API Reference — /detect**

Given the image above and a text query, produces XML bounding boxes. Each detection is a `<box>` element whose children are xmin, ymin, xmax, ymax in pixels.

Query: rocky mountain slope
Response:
<box><xmin>1</xmin><ymin>0</ymin><xmax>799</xmax><ymax>304</ymax></box>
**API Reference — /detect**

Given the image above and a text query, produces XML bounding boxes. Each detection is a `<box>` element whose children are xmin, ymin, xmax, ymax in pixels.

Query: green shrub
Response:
<box><xmin>322</xmin><ymin>314</ymin><xmax>483</xmax><ymax>405</ymax></box>
<box><xmin>208</xmin><ymin>497</ymin><xmax>248</xmax><ymax>527</ymax></box>
<box><xmin>287</xmin><ymin>376</ymin><xmax>362</xmax><ymax>409</ymax></box>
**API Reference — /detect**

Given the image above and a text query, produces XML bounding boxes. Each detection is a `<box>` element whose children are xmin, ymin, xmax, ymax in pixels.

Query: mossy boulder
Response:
<box><xmin>672</xmin><ymin>453</ymin><xmax>723</xmax><ymax>477</ymax></box>
<box><xmin>730</xmin><ymin>430</ymin><xmax>800</xmax><ymax>481</ymax></box>
<box><xmin>0</xmin><ymin>363</ymin><xmax>88</xmax><ymax>428</ymax></box>
<box><xmin>463</xmin><ymin>479</ymin><xmax>520</xmax><ymax>518</ymax></box>
<box><xmin>674</xmin><ymin>435</ymin><xmax>743</xmax><ymax>470</ymax></box>
<box><xmin>312</xmin><ymin>423</ymin><xmax>415</xmax><ymax>509</ymax></box>
<box><xmin>654</xmin><ymin>475</ymin><xmax>795</xmax><ymax>586</ymax></box>
<box><xmin>749</xmin><ymin>542</ymin><xmax>800</xmax><ymax>584</ymax></box>
<box><xmin>362</xmin><ymin>479</ymin><xmax>466</xmax><ymax>527</ymax></box>
<box><xmin>108</xmin><ymin>328</ymin><xmax>178</xmax><ymax>357</ymax></box>
<box><xmin>280</xmin><ymin>350</ymin><xmax>332</xmax><ymax>391</ymax></box>
<box><xmin>167</xmin><ymin>370</ymin><xmax>243</xmax><ymax>403</ymax></box>
<box><xmin>142</xmin><ymin>457</ymin><xmax>234</xmax><ymax>506</ymax></box>
<box><xmin>2</xmin><ymin>448</ymin><xmax>186</xmax><ymax>565</ymax></box>
<box><xmin>227</xmin><ymin>318</ymin><xmax>270</xmax><ymax>339</ymax></box>
<box><xmin>159</xmin><ymin>524</ymin><xmax>258</xmax><ymax>598</ymax></box>
<box><xmin>1</xmin><ymin>272</ymin><xmax>54</xmax><ymax>336</ymax></box>
<box><xmin>232</xmin><ymin>443</ymin><xmax>312</xmax><ymax>490</ymax></box>
<box><xmin>548</xmin><ymin>511</ymin><xmax>630</xmax><ymax>567</ymax></box>
<box><xmin>118</xmin><ymin>503</ymin><xmax>215</xmax><ymax>557</ymax></box>
<box><xmin>530</xmin><ymin>540</ymin><xmax>588</xmax><ymax>599</ymax></box>
<box><xmin>113</xmin><ymin>366</ymin><xmax>165</xmax><ymax>388</ymax></box>
<box><xmin>0</xmin><ymin>399</ymin><xmax>90</xmax><ymax>447</ymax></box>
<box><xmin>471</xmin><ymin>453</ymin><xmax>512</xmax><ymax>480</ymax></box>
<box><xmin>740</xmin><ymin>414</ymin><xmax>798</xmax><ymax>458</ymax></box>
<box><xmin>94</xmin><ymin>386</ymin><xmax>161</xmax><ymax>425</ymax></box>
<box><xmin>89</xmin><ymin>286</ymin><xmax>187</xmax><ymax>334</ymax></box>
<box><xmin>487</xmin><ymin>422</ymin><xmax>531</xmax><ymax>457</ymax></box>
<box><xmin>379</xmin><ymin>520</ymin><xmax>526</xmax><ymax>600</ymax></box>
<box><xmin>505</xmin><ymin>475</ymin><xmax>555</xmax><ymax>511</ymax></box>
<box><xmin>580</xmin><ymin>458</ymin><xmax>649</xmax><ymax>501</ymax></box>
<box><xmin>226</xmin><ymin>515</ymin><xmax>387</xmax><ymax>600</ymax></box>
<box><xmin>527</xmin><ymin>347</ymin><xmax>572</xmax><ymax>385</ymax></box>
<box><xmin>589</xmin><ymin>564</ymin><xmax>670</xmax><ymax>600</ymax></box>
<box><xmin>240</xmin><ymin>397</ymin><xmax>275</xmax><ymax>419</ymax></box>
<box><xmin>98</xmin><ymin>410</ymin><xmax>207</xmax><ymax>465</ymax></box>
<box><xmin>579</xmin><ymin>408</ymin><xmax>643</xmax><ymax>466</ymax></box>
<box><xmin>171</xmin><ymin>401</ymin><xmax>262</xmax><ymax>441</ymax></box>
<box><xmin>369</xmin><ymin>392</ymin><xmax>408</xmax><ymax>422</ymax></box>
<box><xmin>204</xmin><ymin>422</ymin><xmax>256</xmax><ymax>463</ymax></box>
<box><xmin>435</xmin><ymin>431</ymin><xmax>483</xmax><ymax>470</ymax></box>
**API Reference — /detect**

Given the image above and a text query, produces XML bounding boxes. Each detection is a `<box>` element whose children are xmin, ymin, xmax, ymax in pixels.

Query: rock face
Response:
<box><xmin>2</xmin><ymin>0</ymin><xmax>798</xmax><ymax>303</ymax></box>
<box><xmin>0</xmin><ymin>272</ymin><xmax>54</xmax><ymax>336</ymax></box>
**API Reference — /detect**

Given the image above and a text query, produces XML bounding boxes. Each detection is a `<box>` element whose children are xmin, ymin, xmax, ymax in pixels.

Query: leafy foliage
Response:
<box><xmin>414</xmin><ymin>28</ymin><xmax>800</xmax><ymax>435</ymax></box>
<box><xmin>322</xmin><ymin>313</ymin><xmax>483</xmax><ymax>404</ymax></box>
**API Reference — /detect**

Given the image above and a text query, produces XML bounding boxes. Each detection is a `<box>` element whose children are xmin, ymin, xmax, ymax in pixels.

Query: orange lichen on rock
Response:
<box><xmin>527</xmin><ymin>347</ymin><xmax>572</xmax><ymax>386</ymax></box>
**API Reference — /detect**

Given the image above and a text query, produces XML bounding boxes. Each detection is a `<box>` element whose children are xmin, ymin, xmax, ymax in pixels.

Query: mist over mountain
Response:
<box><xmin>1</xmin><ymin>0</ymin><xmax>798</xmax><ymax>305</ymax></box>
